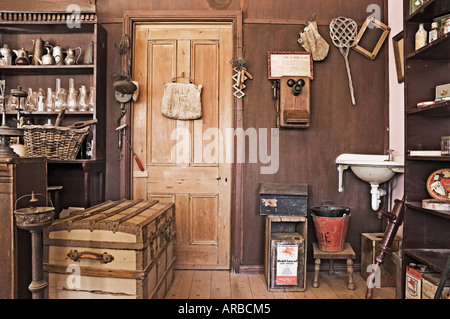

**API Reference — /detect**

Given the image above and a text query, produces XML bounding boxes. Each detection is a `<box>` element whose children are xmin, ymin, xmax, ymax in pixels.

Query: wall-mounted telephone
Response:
<box><xmin>280</xmin><ymin>76</ymin><xmax>310</xmax><ymax>128</ymax></box>
<box><xmin>286</xmin><ymin>78</ymin><xmax>306</xmax><ymax>96</ymax></box>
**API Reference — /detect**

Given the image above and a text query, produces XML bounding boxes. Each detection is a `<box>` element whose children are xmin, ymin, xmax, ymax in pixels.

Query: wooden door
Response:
<box><xmin>132</xmin><ymin>23</ymin><xmax>233</xmax><ymax>269</ymax></box>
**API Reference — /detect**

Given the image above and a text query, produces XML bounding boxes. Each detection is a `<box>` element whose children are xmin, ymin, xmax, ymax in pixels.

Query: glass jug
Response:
<box><xmin>78</xmin><ymin>85</ymin><xmax>89</xmax><ymax>111</ymax></box>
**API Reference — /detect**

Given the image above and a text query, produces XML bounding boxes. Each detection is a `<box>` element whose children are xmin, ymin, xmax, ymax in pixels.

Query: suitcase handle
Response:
<box><xmin>67</xmin><ymin>250</ymin><xmax>114</xmax><ymax>264</ymax></box>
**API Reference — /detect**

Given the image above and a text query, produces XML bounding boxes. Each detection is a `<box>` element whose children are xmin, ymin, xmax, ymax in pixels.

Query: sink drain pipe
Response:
<box><xmin>370</xmin><ymin>183</ymin><xmax>386</xmax><ymax>211</ymax></box>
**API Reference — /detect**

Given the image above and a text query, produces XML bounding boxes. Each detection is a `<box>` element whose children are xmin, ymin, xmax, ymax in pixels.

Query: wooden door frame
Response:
<box><xmin>120</xmin><ymin>11</ymin><xmax>244</xmax><ymax>273</ymax></box>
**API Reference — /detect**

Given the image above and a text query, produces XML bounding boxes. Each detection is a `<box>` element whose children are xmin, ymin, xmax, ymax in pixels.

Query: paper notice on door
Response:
<box><xmin>276</xmin><ymin>244</ymin><xmax>298</xmax><ymax>285</ymax></box>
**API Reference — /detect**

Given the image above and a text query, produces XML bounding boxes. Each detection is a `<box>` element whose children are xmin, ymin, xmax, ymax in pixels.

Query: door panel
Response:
<box><xmin>133</xmin><ymin>23</ymin><xmax>232</xmax><ymax>269</ymax></box>
<box><xmin>148</xmin><ymin>41</ymin><xmax>177</xmax><ymax>165</ymax></box>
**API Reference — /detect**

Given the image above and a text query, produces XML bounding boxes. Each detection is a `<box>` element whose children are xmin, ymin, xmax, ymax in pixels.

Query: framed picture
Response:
<box><xmin>268</xmin><ymin>51</ymin><xmax>313</xmax><ymax>80</ymax></box>
<box><xmin>392</xmin><ymin>31</ymin><xmax>404</xmax><ymax>84</ymax></box>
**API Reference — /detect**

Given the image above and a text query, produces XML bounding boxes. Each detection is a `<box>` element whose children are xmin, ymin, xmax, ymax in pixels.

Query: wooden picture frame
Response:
<box><xmin>268</xmin><ymin>51</ymin><xmax>313</xmax><ymax>80</ymax></box>
<box><xmin>392</xmin><ymin>31</ymin><xmax>405</xmax><ymax>83</ymax></box>
<box><xmin>352</xmin><ymin>17</ymin><xmax>391</xmax><ymax>60</ymax></box>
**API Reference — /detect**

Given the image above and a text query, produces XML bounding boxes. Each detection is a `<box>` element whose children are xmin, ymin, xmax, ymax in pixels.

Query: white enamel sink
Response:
<box><xmin>336</xmin><ymin>153</ymin><xmax>404</xmax><ymax>184</ymax></box>
<box><xmin>335</xmin><ymin>153</ymin><xmax>404</xmax><ymax>210</ymax></box>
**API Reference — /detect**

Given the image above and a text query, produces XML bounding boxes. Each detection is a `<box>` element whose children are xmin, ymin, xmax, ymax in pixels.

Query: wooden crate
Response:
<box><xmin>259</xmin><ymin>183</ymin><xmax>308</xmax><ymax>216</ymax></box>
<box><xmin>265</xmin><ymin>215</ymin><xmax>307</xmax><ymax>291</ymax></box>
<box><xmin>43</xmin><ymin>199</ymin><xmax>175</xmax><ymax>299</ymax></box>
<box><xmin>360</xmin><ymin>233</ymin><xmax>401</xmax><ymax>287</ymax></box>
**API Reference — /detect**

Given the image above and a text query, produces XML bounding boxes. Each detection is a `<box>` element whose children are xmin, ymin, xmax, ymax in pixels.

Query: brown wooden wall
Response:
<box><xmin>99</xmin><ymin>0</ymin><xmax>390</xmax><ymax>270</ymax></box>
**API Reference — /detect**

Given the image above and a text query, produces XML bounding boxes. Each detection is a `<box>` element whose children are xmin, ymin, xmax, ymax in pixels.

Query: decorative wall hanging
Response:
<box><xmin>268</xmin><ymin>51</ymin><xmax>313</xmax><ymax>80</ymax></box>
<box><xmin>392</xmin><ymin>31</ymin><xmax>404</xmax><ymax>83</ymax></box>
<box><xmin>298</xmin><ymin>14</ymin><xmax>329</xmax><ymax>61</ymax></box>
<box><xmin>161</xmin><ymin>83</ymin><xmax>203</xmax><ymax>120</ymax></box>
<box><xmin>329</xmin><ymin>17</ymin><xmax>358</xmax><ymax>106</ymax></box>
<box><xmin>352</xmin><ymin>17</ymin><xmax>391</xmax><ymax>60</ymax></box>
<box><xmin>230</xmin><ymin>57</ymin><xmax>252</xmax><ymax>99</ymax></box>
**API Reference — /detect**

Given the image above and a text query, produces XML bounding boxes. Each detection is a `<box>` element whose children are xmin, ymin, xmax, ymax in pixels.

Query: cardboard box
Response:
<box><xmin>405</xmin><ymin>266</ymin><xmax>424</xmax><ymax>299</ymax></box>
<box><xmin>422</xmin><ymin>272</ymin><xmax>450</xmax><ymax>299</ymax></box>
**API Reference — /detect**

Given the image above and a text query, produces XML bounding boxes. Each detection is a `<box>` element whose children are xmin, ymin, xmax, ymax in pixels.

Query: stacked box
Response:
<box><xmin>259</xmin><ymin>183</ymin><xmax>308</xmax><ymax>216</ymax></box>
<box><xmin>422</xmin><ymin>272</ymin><xmax>450</xmax><ymax>299</ymax></box>
<box><xmin>269</xmin><ymin>233</ymin><xmax>305</xmax><ymax>291</ymax></box>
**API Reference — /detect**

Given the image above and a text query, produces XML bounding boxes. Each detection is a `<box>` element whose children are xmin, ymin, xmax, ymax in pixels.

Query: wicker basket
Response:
<box><xmin>22</xmin><ymin>125</ymin><xmax>90</xmax><ymax>160</ymax></box>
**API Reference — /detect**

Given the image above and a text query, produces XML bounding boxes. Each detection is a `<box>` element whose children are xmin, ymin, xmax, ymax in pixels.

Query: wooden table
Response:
<box><xmin>312</xmin><ymin>243</ymin><xmax>355</xmax><ymax>290</ymax></box>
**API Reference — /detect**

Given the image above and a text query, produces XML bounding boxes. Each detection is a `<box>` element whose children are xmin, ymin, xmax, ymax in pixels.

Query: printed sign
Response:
<box><xmin>276</xmin><ymin>244</ymin><xmax>298</xmax><ymax>285</ymax></box>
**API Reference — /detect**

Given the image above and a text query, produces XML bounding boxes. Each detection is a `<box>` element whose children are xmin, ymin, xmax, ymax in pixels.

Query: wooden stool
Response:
<box><xmin>312</xmin><ymin>242</ymin><xmax>355</xmax><ymax>290</ymax></box>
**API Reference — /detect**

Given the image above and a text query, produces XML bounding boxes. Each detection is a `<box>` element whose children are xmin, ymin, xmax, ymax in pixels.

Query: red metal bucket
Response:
<box><xmin>312</xmin><ymin>210</ymin><xmax>351</xmax><ymax>252</ymax></box>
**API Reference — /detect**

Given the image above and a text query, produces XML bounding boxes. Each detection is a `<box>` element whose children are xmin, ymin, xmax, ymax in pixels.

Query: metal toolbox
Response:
<box><xmin>43</xmin><ymin>199</ymin><xmax>175</xmax><ymax>299</ymax></box>
<box><xmin>259</xmin><ymin>183</ymin><xmax>308</xmax><ymax>216</ymax></box>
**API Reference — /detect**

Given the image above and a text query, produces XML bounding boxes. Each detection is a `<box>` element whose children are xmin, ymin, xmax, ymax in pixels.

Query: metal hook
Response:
<box><xmin>305</xmin><ymin>13</ymin><xmax>317</xmax><ymax>25</ymax></box>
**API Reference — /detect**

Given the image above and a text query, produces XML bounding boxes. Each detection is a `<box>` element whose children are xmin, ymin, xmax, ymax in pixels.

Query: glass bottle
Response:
<box><xmin>46</xmin><ymin>87</ymin><xmax>54</xmax><ymax>112</ymax></box>
<box><xmin>54</xmin><ymin>78</ymin><xmax>62</xmax><ymax>111</ymax></box>
<box><xmin>37</xmin><ymin>88</ymin><xmax>45</xmax><ymax>112</ymax></box>
<box><xmin>88</xmin><ymin>87</ymin><xmax>95</xmax><ymax>112</ymax></box>
<box><xmin>415</xmin><ymin>23</ymin><xmax>427</xmax><ymax>50</ymax></box>
<box><xmin>25</xmin><ymin>88</ymin><xmax>35</xmax><ymax>111</ymax></box>
<box><xmin>78</xmin><ymin>85</ymin><xmax>88</xmax><ymax>111</ymax></box>
<box><xmin>429</xmin><ymin>22</ymin><xmax>439</xmax><ymax>43</ymax></box>
<box><xmin>7</xmin><ymin>90</ymin><xmax>18</xmax><ymax>111</ymax></box>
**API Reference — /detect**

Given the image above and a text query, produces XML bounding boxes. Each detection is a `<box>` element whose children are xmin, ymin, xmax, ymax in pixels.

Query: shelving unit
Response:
<box><xmin>0</xmin><ymin>7</ymin><xmax>106</xmax><ymax>209</ymax></box>
<box><xmin>403</xmin><ymin>0</ymin><xmax>450</xmax><ymax>298</ymax></box>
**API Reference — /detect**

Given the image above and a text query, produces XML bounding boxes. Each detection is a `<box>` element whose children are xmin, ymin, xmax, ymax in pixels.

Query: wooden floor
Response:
<box><xmin>165</xmin><ymin>270</ymin><xmax>396</xmax><ymax>299</ymax></box>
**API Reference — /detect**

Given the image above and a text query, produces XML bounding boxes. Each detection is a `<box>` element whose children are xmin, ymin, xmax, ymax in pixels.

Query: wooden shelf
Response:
<box><xmin>404</xmin><ymin>248</ymin><xmax>450</xmax><ymax>274</ymax></box>
<box><xmin>0</xmin><ymin>65</ymin><xmax>94</xmax><ymax>75</ymax></box>
<box><xmin>402</xmin><ymin>0</ymin><xmax>450</xmax><ymax>295</ymax></box>
<box><xmin>406</xmin><ymin>101</ymin><xmax>450</xmax><ymax>115</ymax></box>
<box><xmin>407</xmin><ymin>33</ymin><xmax>450</xmax><ymax>60</ymax></box>
<box><xmin>6</xmin><ymin>111</ymin><xmax>94</xmax><ymax>115</ymax></box>
<box><xmin>406</xmin><ymin>201</ymin><xmax>450</xmax><ymax>219</ymax></box>
<box><xmin>406</xmin><ymin>155</ymin><xmax>450</xmax><ymax>161</ymax></box>
<box><xmin>406</xmin><ymin>0</ymin><xmax>450</xmax><ymax>22</ymax></box>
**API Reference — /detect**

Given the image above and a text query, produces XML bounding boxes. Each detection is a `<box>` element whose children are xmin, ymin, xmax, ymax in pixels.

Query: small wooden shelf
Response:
<box><xmin>406</xmin><ymin>155</ymin><xmax>450</xmax><ymax>161</ymax></box>
<box><xmin>6</xmin><ymin>111</ymin><xmax>94</xmax><ymax>116</ymax></box>
<box><xmin>0</xmin><ymin>65</ymin><xmax>94</xmax><ymax>75</ymax></box>
<box><xmin>404</xmin><ymin>248</ymin><xmax>450</xmax><ymax>274</ymax></box>
<box><xmin>406</xmin><ymin>0</ymin><xmax>450</xmax><ymax>22</ymax></box>
<box><xmin>406</xmin><ymin>33</ymin><xmax>450</xmax><ymax>60</ymax></box>
<box><xmin>406</xmin><ymin>101</ymin><xmax>450</xmax><ymax>115</ymax></box>
<box><xmin>406</xmin><ymin>201</ymin><xmax>450</xmax><ymax>219</ymax></box>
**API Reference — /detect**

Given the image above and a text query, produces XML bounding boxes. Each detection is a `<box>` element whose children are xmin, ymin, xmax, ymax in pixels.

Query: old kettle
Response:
<box><xmin>64</xmin><ymin>47</ymin><xmax>82</xmax><ymax>65</ymax></box>
<box><xmin>38</xmin><ymin>47</ymin><xmax>56</xmax><ymax>65</ymax></box>
<box><xmin>0</xmin><ymin>44</ymin><xmax>13</xmax><ymax>65</ymax></box>
<box><xmin>13</xmin><ymin>48</ymin><xmax>32</xmax><ymax>65</ymax></box>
